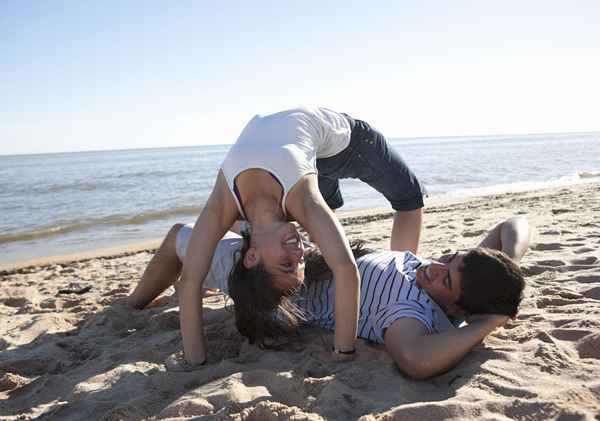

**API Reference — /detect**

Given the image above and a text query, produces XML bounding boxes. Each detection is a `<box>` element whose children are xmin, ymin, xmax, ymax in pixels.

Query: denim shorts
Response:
<box><xmin>316</xmin><ymin>115</ymin><xmax>425</xmax><ymax>211</ymax></box>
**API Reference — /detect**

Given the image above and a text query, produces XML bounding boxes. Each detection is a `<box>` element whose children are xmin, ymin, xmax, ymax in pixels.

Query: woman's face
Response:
<box><xmin>243</xmin><ymin>222</ymin><xmax>305</xmax><ymax>291</ymax></box>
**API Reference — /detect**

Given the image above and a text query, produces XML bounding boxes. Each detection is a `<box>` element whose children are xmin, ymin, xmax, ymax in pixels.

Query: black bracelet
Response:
<box><xmin>332</xmin><ymin>347</ymin><xmax>356</xmax><ymax>355</ymax></box>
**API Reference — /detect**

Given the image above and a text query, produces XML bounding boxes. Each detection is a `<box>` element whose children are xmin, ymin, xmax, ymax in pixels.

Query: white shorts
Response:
<box><xmin>175</xmin><ymin>224</ymin><xmax>244</xmax><ymax>293</ymax></box>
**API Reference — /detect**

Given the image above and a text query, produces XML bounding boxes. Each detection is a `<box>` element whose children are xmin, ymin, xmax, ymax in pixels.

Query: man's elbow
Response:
<box><xmin>392</xmin><ymin>349</ymin><xmax>440</xmax><ymax>380</ymax></box>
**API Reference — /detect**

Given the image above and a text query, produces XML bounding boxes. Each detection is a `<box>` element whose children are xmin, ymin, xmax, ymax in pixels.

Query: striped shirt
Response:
<box><xmin>294</xmin><ymin>251</ymin><xmax>455</xmax><ymax>343</ymax></box>
<box><xmin>175</xmin><ymin>226</ymin><xmax>455</xmax><ymax>343</ymax></box>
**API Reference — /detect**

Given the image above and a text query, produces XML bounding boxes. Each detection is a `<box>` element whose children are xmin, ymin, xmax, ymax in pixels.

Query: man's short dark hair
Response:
<box><xmin>456</xmin><ymin>248</ymin><xmax>525</xmax><ymax>317</ymax></box>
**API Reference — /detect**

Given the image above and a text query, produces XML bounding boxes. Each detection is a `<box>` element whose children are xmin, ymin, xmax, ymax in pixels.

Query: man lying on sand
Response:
<box><xmin>128</xmin><ymin>216</ymin><xmax>530</xmax><ymax>379</ymax></box>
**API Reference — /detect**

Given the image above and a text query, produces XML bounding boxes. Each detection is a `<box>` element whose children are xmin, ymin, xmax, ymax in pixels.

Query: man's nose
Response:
<box><xmin>430</xmin><ymin>263</ymin><xmax>447</xmax><ymax>280</ymax></box>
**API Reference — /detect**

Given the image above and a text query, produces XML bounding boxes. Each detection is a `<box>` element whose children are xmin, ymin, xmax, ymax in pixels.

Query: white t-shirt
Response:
<box><xmin>175</xmin><ymin>224</ymin><xmax>242</xmax><ymax>293</ymax></box>
<box><xmin>221</xmin><ymin>106</ymin><xmax>351</xmax><ymax>218</ymax></box>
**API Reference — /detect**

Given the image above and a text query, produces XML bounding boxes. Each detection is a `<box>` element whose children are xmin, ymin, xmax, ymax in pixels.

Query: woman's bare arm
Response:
<box><xmin>287</xmin><ymin>174</ymin><xmax>360</xmax><ymax>353</ymax></box>
<box><xmin>177</xmin><ymin>171</ymin><xmax>238</xmax><ymax>365</ymax></box>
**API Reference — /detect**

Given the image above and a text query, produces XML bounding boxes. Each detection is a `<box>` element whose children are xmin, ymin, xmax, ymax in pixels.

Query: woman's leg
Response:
<box><xmin>317</xmin><ymin>117</ymin><xmax>425</xmax><ymax>254</ymax></box>
<box><xmin>391</xmin><ymin>208</ymin><xmax>423</xmax><ymax>254</ymax></box>
<box><xmin>128</xmin><ymin>223</ymin><xmax>184</xmax><ymax>309</ymax></box>
<box><xmin>476</xmin><ymin>216</ymin><xmax>531</xmax><ymax>262</ymax></box>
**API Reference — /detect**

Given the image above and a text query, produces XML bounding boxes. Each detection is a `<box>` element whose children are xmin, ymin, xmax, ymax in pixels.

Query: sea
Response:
<box><xmin>2</xmin><ymin>132</ymin><xmax>600</xmax><ymax>264</ymax></box>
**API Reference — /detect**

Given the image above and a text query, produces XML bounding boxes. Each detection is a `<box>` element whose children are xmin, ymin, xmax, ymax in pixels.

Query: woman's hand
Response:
<box><xmin>165</xmin><ymin>350</ymin><xmax>207</xmax><ymax>372</ymax></box>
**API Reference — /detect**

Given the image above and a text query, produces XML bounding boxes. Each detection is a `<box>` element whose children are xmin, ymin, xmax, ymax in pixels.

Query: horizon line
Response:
<box><xmin>2</xmin><ymin>129</ymin><xmax>599</xmax><ymax>157</ymax></box>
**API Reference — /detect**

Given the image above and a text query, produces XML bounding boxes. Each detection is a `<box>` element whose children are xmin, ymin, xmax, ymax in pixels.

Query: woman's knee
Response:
<box><xmin>168</xmin><ymin>223</ymin><xmax>184</xmax><ymax>237</ymax></box>
<box><xmin>161</xmin><ymin>223</ymin><xmax>184</xmax><ymax>254</ymax></box>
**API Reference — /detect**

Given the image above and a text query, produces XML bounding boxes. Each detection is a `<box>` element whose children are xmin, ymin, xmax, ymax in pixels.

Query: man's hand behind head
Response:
<box><xmin>466</xmin><ymin>313</ymin><xmax>510</xmax><ymax>329</ymax></box>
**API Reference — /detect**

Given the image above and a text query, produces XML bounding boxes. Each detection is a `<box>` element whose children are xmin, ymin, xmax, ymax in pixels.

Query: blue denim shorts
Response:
<box><xmin>316</xmin><ymin>115</ymin><xmax>425</xmax><ymax>211</ymax></box>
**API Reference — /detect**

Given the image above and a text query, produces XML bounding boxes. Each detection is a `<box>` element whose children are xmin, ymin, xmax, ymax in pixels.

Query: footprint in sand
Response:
<box><xmin>522</xmin><ymin>265</ymin><xmax>552</xmax><ymax>276</ymax></box>
<box><xmin>574</xmin><ymin>275</ymin><xmax>600</xmax><ymax>284</ymax></box>
<box><xmin>536</xmin><ymin>296</ymin><xmax>585</xmax><ymax>308</ymax></box>
<box><xmin>569</xmin><ymin>256</ymin><xmax>598</xmax><ymax>265</ymax></box>
<box><xmin>540</xmin><ymin>287</ymin><xmax>582</xmax><ymax>300</ymax></box>
<box><xmin>0</xmin><ymin>297</ymin><xmax>30</xmax><ymax>307</ymax></box>
<box><xmin>536</xmin><ymin>259</ymin><xmax>566</xmax><ymax>267</ymax></box>
<box><xmin>532</xmin><ymin>243</ymin><xmax>562</xmax><ymax>251</ymax></box>
<box><xmin>462</xmin><ymin>229</ymin><xmax>485</xmax><ymax>238</ymax></box>
<box><xmin>540</xmin><ymin>230</ymin><xmax>561</xmax><ymax>235</ymax></box>
<box><xmin>549</xmin><ymin>329</ymin><xmax>593</xmax><ymax>342</ymax></box>
<box><xmin>552</xmin><ymin>209</ymin><xmax>574</xmax><ymax>215</ymax></box>
<box><xmin>574</xmin><ymin>247</ymin><xmax>595</xmax><ymax>254</ymax></box>
<box><xmin>582</xmin><ymin>287</ymin><xmax>600</xmax><ymax>300</ymax></box>
<box><xmin>576</xmin><ymin>332</ymin><xmax>600</xmax><ymax>359</ymax></box>
<box><xmin>580</xmin><ymin>222</ymin><xmax>600</xmax><ymax>228</ymax></box>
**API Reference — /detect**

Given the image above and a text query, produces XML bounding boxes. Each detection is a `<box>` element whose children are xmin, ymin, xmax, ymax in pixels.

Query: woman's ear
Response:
<box><xmin>243</xmin><ymin>248</ymin><xmax>260</xmax><ymax>269</ymax></box>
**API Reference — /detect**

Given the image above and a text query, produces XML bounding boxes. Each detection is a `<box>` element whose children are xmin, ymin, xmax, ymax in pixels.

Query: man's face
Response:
<box><xmin>415</xmin><ymin>251</ymin><xmax>465</xmax><ymax>315</ymax></box>
<box><xmin>243</xmin><ymin>222</ymin><xmax>305</xmax><ymax>291</ymax></box>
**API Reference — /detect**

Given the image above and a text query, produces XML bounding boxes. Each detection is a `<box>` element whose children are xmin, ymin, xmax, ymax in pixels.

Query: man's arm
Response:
<box><xmin>477</xmin><ymin>216</ymin><xmax>531</xmax><ymax>262</ymax></box>
<box><xmin>177</xmin><ymin>171</ymin><xmax>238</xmax><ymax>365</ymax></box>
<box><xmin>287</xmin><ymin>174</ymin><xmax>360</xmax><ymax>353</ymax></box>
<box><xmin>384</xmin><ymin>315</ymin><xmax>508</xmax><ymax>380</ymax></box>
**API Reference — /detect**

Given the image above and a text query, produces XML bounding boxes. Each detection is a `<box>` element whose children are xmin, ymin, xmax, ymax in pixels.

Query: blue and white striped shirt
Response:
<box><xmin>295</xmin><ymin>251</ymin><xmax>455</xmax><ymax>343</ymax></box>
<box><xmin>175</xmin><ymin>226</ymin><xmax>455</xmax><ymax>343</ymax></box>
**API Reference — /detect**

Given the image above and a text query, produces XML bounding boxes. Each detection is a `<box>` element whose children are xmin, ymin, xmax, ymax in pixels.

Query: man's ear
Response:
<box><xmin>446</xmin><ymin>304</ymin><xmax>467</xmax><ymax>318</ymax></box>
<box><xmin>243</xmin><ymin>248</ymin><xmax>260</xmax><ymax>269</ymax></box>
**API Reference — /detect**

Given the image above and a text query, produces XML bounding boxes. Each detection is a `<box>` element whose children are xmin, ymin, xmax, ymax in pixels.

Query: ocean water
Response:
<box><xmin>2</xmin><ymin>132</ymin><xmax>600</xmax><ymax>264</ymax></box>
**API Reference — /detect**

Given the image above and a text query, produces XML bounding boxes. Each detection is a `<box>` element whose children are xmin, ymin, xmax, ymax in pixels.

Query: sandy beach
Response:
<box><xmin>1</xmin><ymin>182</ymin><xmax>600</xmax><ymax>420</ymax></box>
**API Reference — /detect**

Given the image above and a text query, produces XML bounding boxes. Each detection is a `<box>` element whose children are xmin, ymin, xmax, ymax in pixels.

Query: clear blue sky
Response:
<box><xmin>2</xmin><ymin>1</ymin><xmax>599</xmax><ymax>155</ymax></box>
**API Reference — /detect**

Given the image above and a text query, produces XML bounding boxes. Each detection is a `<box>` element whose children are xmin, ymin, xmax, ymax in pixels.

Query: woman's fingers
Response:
<box><xmin>165</xmin><ymin>350</ymin><xmax>207</xmax><ymax>372</ymax></box>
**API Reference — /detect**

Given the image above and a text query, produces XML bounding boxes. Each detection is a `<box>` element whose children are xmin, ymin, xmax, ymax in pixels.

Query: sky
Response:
<box><xmin>1</xmin><ymin>0</ymin><xmax>599</xmax><ymax>155</ymax></box>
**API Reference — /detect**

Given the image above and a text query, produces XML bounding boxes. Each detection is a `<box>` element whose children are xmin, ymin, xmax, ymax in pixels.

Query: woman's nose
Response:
<box><xmin>289</xmin><ymin>246</ymin><xmax>303</xmax><ymax>260</ymax></box>
<box><xmin>291</xmin><ymin>250</ymin><xmax>303</xmax><ymax>262</ymax></box>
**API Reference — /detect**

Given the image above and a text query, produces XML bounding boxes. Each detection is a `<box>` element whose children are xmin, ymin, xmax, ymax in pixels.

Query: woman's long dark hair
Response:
<box><xmin>227</xmin><ymin>229</ymin><xmax>373</xmax><ymax>348</ymax></box>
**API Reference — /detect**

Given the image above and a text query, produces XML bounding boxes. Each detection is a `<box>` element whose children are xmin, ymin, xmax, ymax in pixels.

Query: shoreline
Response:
<box><xmin>2</xmin><ymin>181</ymin><xmax>598</xmax><ymax>274</ymax></box>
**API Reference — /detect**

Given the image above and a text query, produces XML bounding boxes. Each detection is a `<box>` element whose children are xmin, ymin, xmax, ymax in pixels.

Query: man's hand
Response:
<box><xmin>466</xmin><ymin>313</ymin><xmax>510</xmax><ymax>329</ymax></box>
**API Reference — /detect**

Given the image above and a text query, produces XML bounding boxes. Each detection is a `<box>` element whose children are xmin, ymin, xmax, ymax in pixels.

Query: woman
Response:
<box><xmin>130</xmin><ymin>107</ymin><xmax>424</xmax><ymax>367</ymax></box>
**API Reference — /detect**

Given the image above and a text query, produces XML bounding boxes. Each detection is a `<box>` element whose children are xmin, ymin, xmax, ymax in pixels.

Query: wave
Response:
<box><xmin>578</xmin><ymin>171</ymin><xmax>600</xmax><ymax>179</ymax></box>
<box><xmin>46</xmin><ymin>181</ymin><xmax>116</xmax><ymax>194</ymax></box>
<box><xmin>0</xmin><ymin>205</ymin><xmax>201</xmax><ymax>245</ymax></box>
<box><xmin>434</xmin><ymin>170</ymin><xmax>600</xmax><ymax>200</ymax></box>
<box><xmin>114</xmin><ymin>168</ymin><xmax>207</xmax><ymax>180</ymax></box>
<box><xmin>3</xmin><ymin>181</ymin><xmax>118</xmax><ymax>197</ymax></box>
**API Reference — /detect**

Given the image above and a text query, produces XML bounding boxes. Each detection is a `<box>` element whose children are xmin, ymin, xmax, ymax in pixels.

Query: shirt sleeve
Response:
<box><xmin>372</xmin><ymin>300</ymin><xmax>434</xmax><ymax>342</ymax></box>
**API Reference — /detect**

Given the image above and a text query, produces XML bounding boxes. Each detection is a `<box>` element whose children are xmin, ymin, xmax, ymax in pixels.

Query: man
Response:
<box><xmin>128</xmin><ymin>217</ymin><xmax>530</xmax><ymax>379</ymax></box>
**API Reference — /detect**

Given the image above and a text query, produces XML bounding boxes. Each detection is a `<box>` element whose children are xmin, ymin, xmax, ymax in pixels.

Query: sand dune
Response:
<box><xmin>1</xmin><ymin>183</ymin><xmax>600</xmax><ymax>420</ymax></box>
